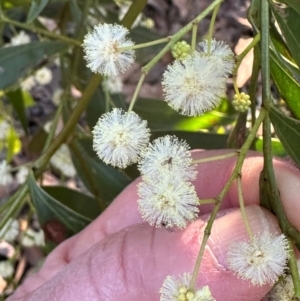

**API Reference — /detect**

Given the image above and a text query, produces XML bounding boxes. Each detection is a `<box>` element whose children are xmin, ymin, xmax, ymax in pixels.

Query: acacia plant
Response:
<box><xmin>0</xmin><ymin>0</ymin><xmax>300</xmax><ymax>299</ymax></box>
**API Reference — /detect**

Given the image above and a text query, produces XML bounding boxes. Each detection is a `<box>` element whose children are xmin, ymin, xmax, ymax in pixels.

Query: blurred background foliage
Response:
<box><xmin>0</xmin><ymin>0</ymin><xmax>299</xmax><ymax>296</ymax></box>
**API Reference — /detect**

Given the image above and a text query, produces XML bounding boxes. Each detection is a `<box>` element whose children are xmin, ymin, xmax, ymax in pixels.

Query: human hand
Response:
<box><xmin>7</xmin><ymin>150</ymin><xmax>300</xmax><ymax>301</ymax></box>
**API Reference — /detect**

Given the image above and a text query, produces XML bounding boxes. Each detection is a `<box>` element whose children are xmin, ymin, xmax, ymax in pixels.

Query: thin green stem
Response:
<box><xmin>119</xmin><ymin>37</ymin><xmax>171</xmax><ymax>51</ymax></box>
<box><xmin>192</xmin><ymin>152</ymin><xmax>237</xmax><ymax>165</ymax></box>
<box><xmin>191</xmin><ymin>23</ymin><xmax>198</xmax><ymax>52</ymax></box>
<box><xmin>233</xmin><ymin>33</ymin><xmax>260</xmax><ymax>81</ymax></box>
<box><xmin>260</xmin><ymin>0</ymin><xmax>271</xmax><ymax>110</ymax></box>
<box><xmin>34</xmin><ymin>74</ymin><xmax>102</xmax><ymax>174</ymax></box>
<box><xmin>141</xmin><ymin>0</ymin><xmax>224</xmax><ymax>73</ymax></box>
<box><xmin>199</xmin><ymin>199</ymin><xmax>216</xmax><ymax>205</ymax></box>
<box><xmin>128</xmin><ymin>72</ymin><xmax>146</xmax><ymax>112</ymax></box>
<box><xmin>206</xmin><ymin>3</ymin><xmax>221</xmax><ymax>53</ymax></box>
<box><xmin>237</xmin><ymin>175</ymin><xmax>253</xmax><ymax>239</ymax></box>
<box><xmin>189</xmin><ymin>108</ymin><xmax>267</xmax><ymax>289</ymax></box>
<box><xmin>121</xmin><ymin>0</ymin><xmax>148</xmax><ymax>29</ymax></box>
<box><xmin>2</xmin><ymin>16</ymin><xmax>81</xmax><ymax>46</ymax></box>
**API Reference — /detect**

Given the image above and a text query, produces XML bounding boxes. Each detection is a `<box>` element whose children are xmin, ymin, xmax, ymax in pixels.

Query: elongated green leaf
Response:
<box><xmin>28</xmin><ymin>173</ymin><xmax>91</xmax><ymax>234</ymax></box>
<box><xmin>42</xmin><ymin>186</ymin><xmax>101</xmax><ymax>220</ymax></box>
<box><xmin>271</xmin><ymin>4</ymin><xmax>300</xmax><ymax>68</ymax></box>
<box><xmin>270</xmin><ymin>49</ymin><xmax>300</xmax><ymax>119</ymax></box>
<box><xmin>69</xmin><ymin>0</ymin><xmax>82</xmax><ymax>23</ymax></box>
<box><xmin>0</xmin><ymin>41</ymin><xmax>67</xmax><ymax>89</ymax></box>
<box><xmin>71</xmin><ymin>138</ymin><xmax>132</xmax><ymax>203</ymax></box>
<box><xmin>27</xmin><ymin>0</ymin><xmax>50</xmax><ymax>23</ymax></box>
<box><xmin>86</xmin><ymin>86</ymin><xmax>127</xmax><ymax>129</ymax></box>
<box><xmin>270</xmin><ymin>106</ymin><xmax>300</xmax><ymax>167</ymax></box>
<box><xmin>276</xmin><ymin>0</ymin><xmax>300</xmax><ymax>15</ymax></box>
<box><xmin>151</xmin><ymin>131</ymin><xmax>228</xmax><ymax>149</ymax></box>
<box><xmin>134</xmin><ymin>98</ymin><xmax>236</xmax><ymax>132</ymax></box>
<box><xmin>6</xmin><ymin>89</ymin><xmax>29</xmax><ymax>134</ymax></box>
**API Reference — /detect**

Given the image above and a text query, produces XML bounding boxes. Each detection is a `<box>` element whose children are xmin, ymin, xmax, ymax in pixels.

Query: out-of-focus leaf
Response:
<box><xmin>151</xmin><ymin>131</ymin><xmax>228</xmax><ymax>149</ymax></box>
<box><xmin>270</xmin><ymin>49</ymin><xmax>300</xmax><ymax>119</ymax></box>
<box><xmin>86</xmin><ymin>86</ymin><xmax>127</xmax><ymax>129</ymax></box>
<box><xmin>27</xmin><ymin>127</ymin><xmax>47</xmax><ymax>156</ymax></box>
<box><xmin>276</xmin><ymin>0</ymin><xmax>300</xmax><ymax>15</ymax></box>
<box><xmin>129</xmin><ymin>27</ymin><xmax>164</xmax><ymax>64</ymax></box>
<box><xmin>28</xmin><ymin>173</ymin><xmax>91</xmax><ymax>235</ymax></box>
<box><xmin>27</xmin><ymin>0</ymin><xmax>50</xmax><ymax>23</ymax></box>
<box><xmin>6</xmin><ymin>88</ymin><xmax>29</xmax><ymax>134</ymax></box>
<box><xmin>271</xmin><ymin>4</ymin><xmax>300</xmax><ymax>68</ymax></box>
<box><xmin>6</xmin><ymin>127</ymin><xmax>21</xmax><ymax>162</ymax></box>
<box><xmin>69</xmin><ymin>0</ymin><xmax>82</xmax><ymax>23</ymax></box>
<box><xmin>254</xmin><ymin>137</ymin><xmax>286</xmax><ymax>157</ymax></box>
<box><xmin>134</xmin><ymin>98</ymin><xmax>236</xmax><ymax>132</ymax></box>
<box><xmin>22</xmin><ymin>90</ymin><xmax>35</xmax><ymax>107</ymax></box>
<box><xmin>0</xmin><ymin>41</ymin><xmax>67</xmax><ymax>89</ymax></box>
<box><xmin>71</xmin><ymin>137</ymin><xmax>132</xmax><ymax>203</ymax></box>
<box><xmin>42</xmin><ymin>186</ymin><xmax>101</xmax><ymax>220</ymax></box>
<box><xmin>270</xmin><ymin>22</ymin><xmax>293</xmax><ymax>62</ymax></box>
<box><xmin>270</xmin><ymin>106</ymin><xmax>300</xmax><ymax>167</ymax></box>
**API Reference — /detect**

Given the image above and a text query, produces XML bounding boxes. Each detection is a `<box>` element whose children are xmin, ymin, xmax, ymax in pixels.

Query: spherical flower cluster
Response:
<box><xmin>232</xmin><ymin>92</ymin><xmax>251</xmax><ymax>112</ymax></box>
<box><xmin>163</xmin><ymin>39</ymin><xmax>235</xmax><ymax>117</ymax></box>
<box><xmin>162</xmin><ymin>54</ymin><xmax>227</xmax><ymax>116</ymax></box>
<box><xmin>50</xmin><ymin>144</ymin><xmax>76</xmax><ymax>177</ymax></box>
<box><xmin>171</xmin><ymin>41</ymin><xmax>191</xmax><ymax>61</ymax></box>
<box><xmin>138</xmin><ymin>135</ymin><xmax>197</xmax><ymax>182</ymax></box>
<box><xmin>160</xmin><ymin>273</ymin><xmax>215</xmax><ymax>301</ymax></box>
<box><xmin>227</xmin><ymin>232</ymin><xmax>290</xmax><ymax>286</ymax></box>
<box><xmin>197</xmin><ymin>39</ymin><xmax>235</xmax><ymax>75</ymax></box>
<box><xmin>138</xmin><ymin>178</ymin><xmax>199</xmax><ymax>229</ymax></box>
<box><xmin>20</xmin><ymin>76</ymin><xmax>36</xmax><ymax>91</ymax></box>
<box><xmin>34</xmin><ymin>67</ymin><xmax>53</xmax><ymax>85</ymax></box>
<box><xmin>83</xmin><ymin>23</ymin><xmax>135</xmax><ymax>76</ymax></box>
<box><xmin>102</xmin><ymin>75</ymin><xmax>123</xmax><ymax>94</ymax></box>
<box><xmin>138</xmin><ymin>135</ymin><xmax>199</xmax><ymax>228</ymax></box>
<box><xmin>93</xmin><ymin>108</ymin><xmax>150</xmax><ymax>168</ymax></box>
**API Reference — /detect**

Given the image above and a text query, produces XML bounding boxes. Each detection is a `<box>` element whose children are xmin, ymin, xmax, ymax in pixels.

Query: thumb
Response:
<box><xmin>7</xmin><ymin>205</ymin><xmax>281</xmax><ymax>301</ymax></box>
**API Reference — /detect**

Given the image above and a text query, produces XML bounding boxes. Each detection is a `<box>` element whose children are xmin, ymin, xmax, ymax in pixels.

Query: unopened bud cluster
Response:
<box><xmin>171</xmin><ymin>41</ymin><xmax>191</xmax><ymax>61</ymax></box>
<box><xmin>232</xmin><ymin>92</ymin><xmax>251</xmax><ymax>112</ymax></box>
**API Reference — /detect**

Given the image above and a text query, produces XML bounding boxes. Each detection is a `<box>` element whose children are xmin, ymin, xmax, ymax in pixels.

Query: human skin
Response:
<box><xmin>7</xmin><ymin>150</ymin><xmax>300</xmax><ymax>301</ymax></box>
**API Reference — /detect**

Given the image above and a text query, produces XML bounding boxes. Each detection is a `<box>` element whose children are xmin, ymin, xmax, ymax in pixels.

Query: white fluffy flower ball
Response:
<box><xmin>93</xmin><ymin>108</ymin><xmax>150</xmax><ymax>168</ymax></box>
<box><xmin>83</xmin><ymin>23</ymin><xmax>135</xmax><ymax>76</ymax></box>
<box><xmin>227</xmin><ymin>232</ymin><xmax>290</xmax><ymax>286</ymax></box>
<box><xmin>138</xmin><ymin>178</ymin><xmax>199</xmax><ymax>229</ymax></box>
<box><xmin>162</xmin><ymin>54</ymin><xmax>227</xmax><ymax>116</ymax></box>
<box><xmin>138</xmin><ymin>135</ymin><xmax>197</xmax><ymax>182</ymax></box>
<box><xmin>21</xmin><ymin>228</ymin><xmax>45</xmax><ymax>247</ymax></box>
<box><xmin>35</xmin><ymin>67</ymin><xmax>52</xmax><ymax>85</ymax></box>
<box><xmin>197</xmin><ymin>39</ymin><xmax>235</xmax><ymax>75</ymax></box>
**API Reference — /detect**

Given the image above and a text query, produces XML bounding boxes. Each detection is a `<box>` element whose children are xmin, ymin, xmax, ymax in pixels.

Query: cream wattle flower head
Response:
<box><xmin>93</xmin><ymin>108</ymin><xmax>150</xmax><ymax>168</ymax></box>
<box><xmin>138</xmin><ymin>177</ymin><xmax>199</xmax><ymax>229</ymax></box>
<box><xmin>162</xmin><ymin>53</ymin><xmax>227</xmax><ymax>116</ymax></box>
<box><xmin>197</xmin><ymin>39</ymin><xmax>235</xmax><ymax>75</ymax></box>
<box><xmin>83</xmin><ymin>23</ymin><xmax>135</xmax><ymax>76</ymax></box>
<box><xmin>138</xmin><ymin>135</ymin><xmax>197</xmax><ymax>182</ymax></box>
<box><xmin>227</xmin><ymin>231</ymin><xmax>290</xmax><ymax>286</ymax></box>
